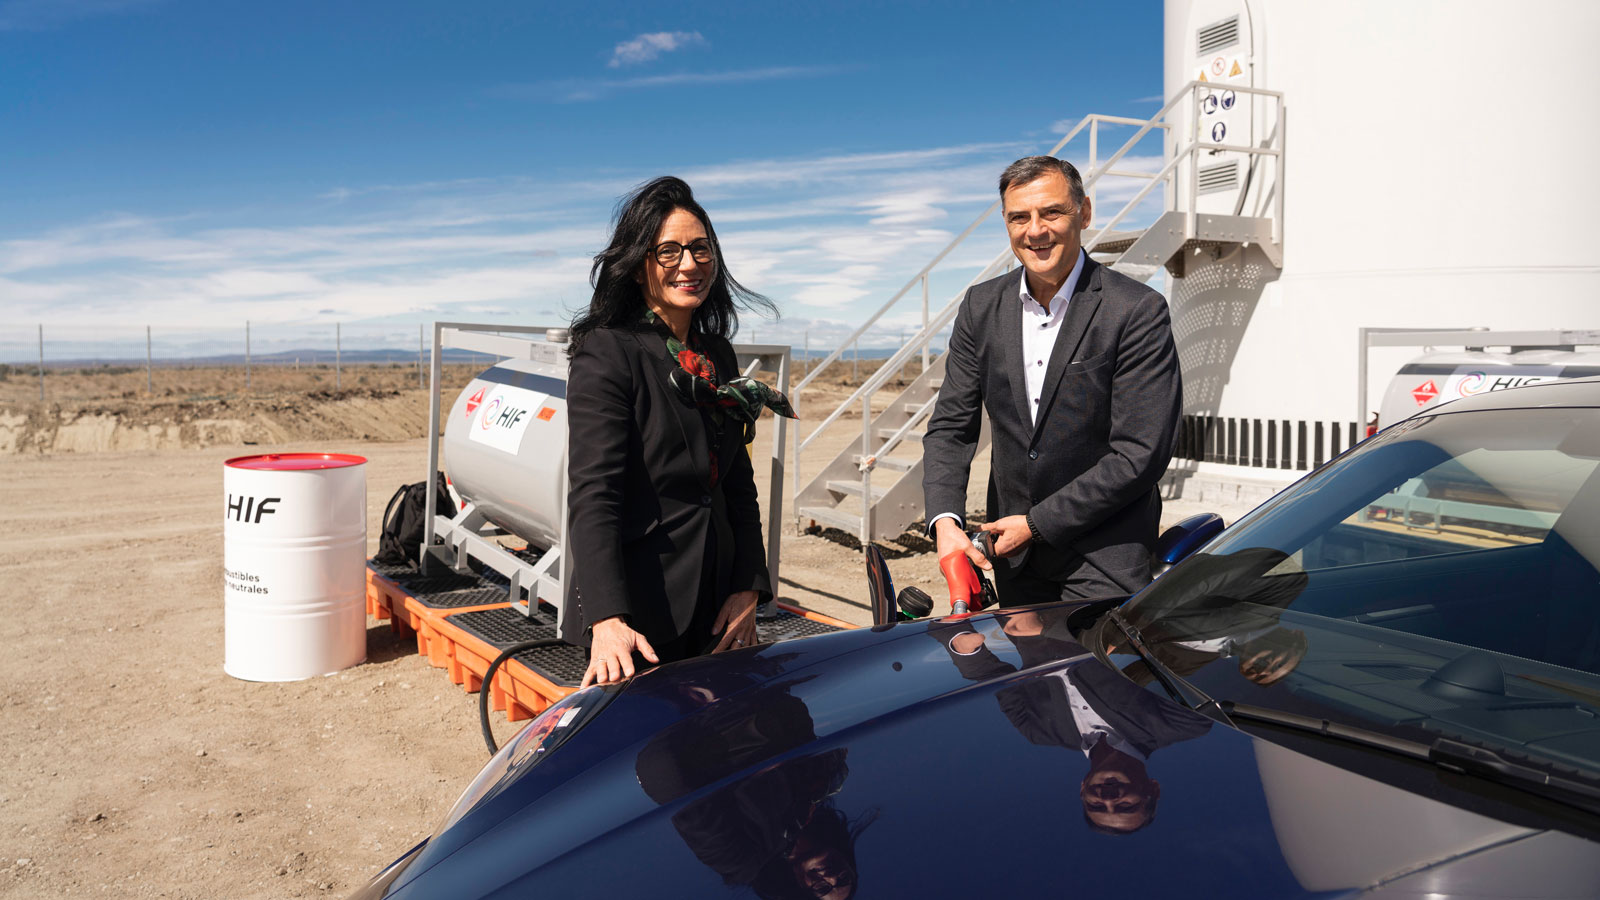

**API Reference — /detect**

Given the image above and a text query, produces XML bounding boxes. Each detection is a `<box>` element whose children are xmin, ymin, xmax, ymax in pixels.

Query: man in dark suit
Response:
<box><xmin>924</xmin><ymin>156</ymin><xmax>1182</xmax><ymax>606</ymax></box>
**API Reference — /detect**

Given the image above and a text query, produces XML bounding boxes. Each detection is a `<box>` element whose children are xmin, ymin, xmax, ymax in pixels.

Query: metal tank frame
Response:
<box><xmin>418</xmin><ymin>321</ymin><xmax>792</xmax><ymax>641</ymax></box>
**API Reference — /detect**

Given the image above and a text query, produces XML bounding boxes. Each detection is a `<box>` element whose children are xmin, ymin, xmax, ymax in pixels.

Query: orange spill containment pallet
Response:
<box><xmin>365</xmin><ymin>561</ymin><xmax>854</xmax><ymax>725</ymax></box>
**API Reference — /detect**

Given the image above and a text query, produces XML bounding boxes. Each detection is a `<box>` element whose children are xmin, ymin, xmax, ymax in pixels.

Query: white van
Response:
<box><xmin>1376</xmin><ymin>349</ymin><xmax>1600</xmax><ymax>431</ymax></box>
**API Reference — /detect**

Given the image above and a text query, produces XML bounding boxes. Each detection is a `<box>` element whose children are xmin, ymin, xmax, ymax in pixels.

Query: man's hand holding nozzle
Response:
<box><xmin>938</xmin><ymin>547</ymin><xmax>985</xmax><ymax>617</ymax></box>
<box><xmin>979</xmin><ymin>515</ymin><xmax>1034</xmax><ymax>558</ymax></box>
<box><xmin>934</xmin><ymin>517</ymin><xmax>992</xmax><ymax>574</ymax></box>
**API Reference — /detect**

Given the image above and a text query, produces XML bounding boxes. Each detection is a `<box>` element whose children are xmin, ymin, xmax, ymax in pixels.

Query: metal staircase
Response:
<box><xmin>792</xmin><ymin>81</ymin><xmax>1285</xmax><ymax>546</ymax></box>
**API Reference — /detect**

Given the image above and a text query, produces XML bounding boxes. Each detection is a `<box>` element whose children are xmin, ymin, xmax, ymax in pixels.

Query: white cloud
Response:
<box><xmin>0</xmin><ymin>138</ymin><xmax>1175</xmax><ymax>361</ymax></box>
<box><xmin>607</xmin><ymin>31</ymin><xmax>706</xmax><ymax>68</ymax></box>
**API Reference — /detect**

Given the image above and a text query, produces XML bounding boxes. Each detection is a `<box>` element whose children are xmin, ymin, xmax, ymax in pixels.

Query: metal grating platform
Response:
<box><xmin>372</xmin><ymin>563</ymin><xmax>513</xmax><ymax>608</ymax></box>
<box><xmin>451</xmin><ymin>606</ymin><xmax>559</xmax><ymax>649</ymax></box>
<box><xmin>388</xmin><ymin>569</ymin><xmax>485</xmax><ymax>594</ymax></box>
<box><xmin>368</xmin><ymin>557</ymin><xmax>853</xmax><ymax>699</ymax></box>
<box><xmin>759</xmin><ymin>609</ymin><xmax>846</xmax><ymax>642</ymax></box>
<box><xmin>409</xmin><ymin>584</ymin><xmax>511</xmax><ymax>609</ymax></box>
<box><xmin>450</xmin><ymin>607</ymin><xmax>581</xmax><ymax>685</ymax></box>
<box><xmin>513</xmin><ymin>643</ymin><xmax>589</xmax><ymax>687</ymax></box>
<box><xmin>369</xmin><ymin>559</ymin><xmax>421</xmax><ymax>580</ymax></box>
<box><xmin>448</xmin><ymin>606</ymin><xmax>848</xmax><ymax>689</ymax></box>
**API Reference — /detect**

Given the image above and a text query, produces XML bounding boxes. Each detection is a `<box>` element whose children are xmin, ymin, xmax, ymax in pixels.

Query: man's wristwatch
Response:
<box><xmin>1025</xmin><ymin>513</ymin><xmax>1046</xmax><ymax>547</ymax></box>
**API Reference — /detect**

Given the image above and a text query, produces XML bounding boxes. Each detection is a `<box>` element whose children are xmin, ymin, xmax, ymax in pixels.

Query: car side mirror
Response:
<box><xmin>866</xmin><ymin>544</ymin><xmax>895</xmax><ymax>626</ymax></box>
<box><xmin>1152</xmin><ymin>513</ymin><xmax>1225</xmax><ymax>577</ymax></box>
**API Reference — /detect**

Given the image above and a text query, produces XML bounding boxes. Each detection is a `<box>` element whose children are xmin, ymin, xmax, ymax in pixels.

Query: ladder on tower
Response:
<box><xmin>791</xmin><ymin>81</ymin><xmax>1285</xmax><ymax>547</ymax></box>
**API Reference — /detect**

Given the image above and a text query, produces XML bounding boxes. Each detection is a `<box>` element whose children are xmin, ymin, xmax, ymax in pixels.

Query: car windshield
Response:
<box><xmin>1116</xmin><ymin>407</ymin><xmax>1600</xmax><ymax>775</ymax></box>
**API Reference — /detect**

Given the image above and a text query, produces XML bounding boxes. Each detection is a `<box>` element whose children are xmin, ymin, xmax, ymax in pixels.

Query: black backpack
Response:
<box><xmin>374</xmin><ymin>474</ymin><xmax>454</xmax><ymax>567</ymax></box>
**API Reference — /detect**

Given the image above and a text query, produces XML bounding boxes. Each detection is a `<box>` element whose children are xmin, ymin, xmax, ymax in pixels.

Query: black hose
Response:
<box><xmin>478</xmin><ymin>639</ymin><xmax>570</xmax><ymax>756</ymax></box>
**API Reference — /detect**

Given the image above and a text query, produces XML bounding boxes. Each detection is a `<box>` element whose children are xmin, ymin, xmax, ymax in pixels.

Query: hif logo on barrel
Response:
<box><xmin>227</xmin><ymin>494</ymin><xmax>281</xmax><ymax>523</ymax></box>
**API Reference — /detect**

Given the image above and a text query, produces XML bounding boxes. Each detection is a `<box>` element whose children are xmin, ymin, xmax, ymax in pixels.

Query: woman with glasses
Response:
<box><xmin>567</xmin><ymin>176</ymin><xmax>794</xmax><ymax>688</ymax></box>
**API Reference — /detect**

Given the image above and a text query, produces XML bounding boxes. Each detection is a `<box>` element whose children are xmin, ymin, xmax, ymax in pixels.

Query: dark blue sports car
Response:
<box><xmin>352</xmin><ymin>379</ymin><xmax>1600</xmax><ymax>899</ymax></box>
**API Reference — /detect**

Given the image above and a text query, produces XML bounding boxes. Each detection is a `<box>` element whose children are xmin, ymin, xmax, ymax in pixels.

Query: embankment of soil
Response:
<box><xmin>0</xmin><ymin>390</ymin><xmax>432</xmax><ymax>454</ymax></box>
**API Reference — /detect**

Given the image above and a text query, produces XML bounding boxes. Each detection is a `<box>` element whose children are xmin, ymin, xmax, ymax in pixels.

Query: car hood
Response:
<box><xmin>374</xmin><ymin>609</ymin><xmax>1600</xmax><ymax>899</ymax></box>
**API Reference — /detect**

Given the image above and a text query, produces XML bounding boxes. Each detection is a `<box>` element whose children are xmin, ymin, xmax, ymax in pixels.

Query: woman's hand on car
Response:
<box><xmin>581</xmin><ymin>616</ymin><xmax>659</xmax><ymax>688</ymax></box>
<box><xmin>711</xmin><ymin>590</ymin><xmax>760</xmax><ymax>653</ymax></box>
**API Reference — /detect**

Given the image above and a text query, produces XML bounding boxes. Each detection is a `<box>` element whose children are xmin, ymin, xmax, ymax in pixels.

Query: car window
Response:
<box><xmin>1113</xmin><ymin>408</ymin><xmax>1600</xmax><ymax>743</ymax></box>
<box><xmin>1290</xmin><ymin>448</ymin><xmax>1597</xmax><ymax>572</ymax></box>
<box><xmin>1115</xmin><ymin>408</ymin><xmax>1600</xmax><ymax>777</ymax></box>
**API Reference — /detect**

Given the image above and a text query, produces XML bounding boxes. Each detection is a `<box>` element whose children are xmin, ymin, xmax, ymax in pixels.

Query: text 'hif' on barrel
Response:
<box><xmin>223</xmin><ymin>452</ymin><xmax>367</xmax><ymax>682</ymax></box>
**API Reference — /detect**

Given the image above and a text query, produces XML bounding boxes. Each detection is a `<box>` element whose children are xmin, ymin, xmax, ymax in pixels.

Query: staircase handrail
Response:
<box><xmin>792</xmin><ymin>82</ymin><xmax>1286</xmax><ymax>539</ymax></box>
<box><xmin>793</xmin><ymin>106</ymin><xmax>1186</xmax><ymax>460</ymax></box>
<box><xmin>790</xmin><ymin>113</ymin><xmax>1169</xmax><ymax>397</ymax></box>
<box><xmin>796</xmin><ymin>249</ymin><xmax>1011</xmax><ymax>457</ymax></box>
<box><xmin>1083</xmin><ymin>152</ymin><xmax>1191</xmax><ymax>254</ymax></box>
<box><xmin>863</xmin><ymin>393</ymin><xmax>940</xmax><ymax>471</ymax></box>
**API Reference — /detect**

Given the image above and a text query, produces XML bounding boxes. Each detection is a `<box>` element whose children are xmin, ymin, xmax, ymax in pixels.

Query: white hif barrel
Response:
<box><xmin>223</xmin><ymin>453</ymin><xmax>368</xmax><ymax>681</ymax></box>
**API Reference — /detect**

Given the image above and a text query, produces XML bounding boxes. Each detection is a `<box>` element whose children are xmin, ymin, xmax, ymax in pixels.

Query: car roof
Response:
<box><xmin>1420</xmin><ymin>375</ymin><xmax>1600</xmax><ymax>416</ymax></box>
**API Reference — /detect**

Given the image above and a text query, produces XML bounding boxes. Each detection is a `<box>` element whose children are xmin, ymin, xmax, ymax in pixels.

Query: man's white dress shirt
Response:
<box><xmin>928</xmin><ymin>249</ymin><xmax>1086</xmax><ymax>533</ymax></box>
<box><xmin>1018</xmin><ymin>248</ymin><xmax>1087</xmax><ymax>427</ymax></box>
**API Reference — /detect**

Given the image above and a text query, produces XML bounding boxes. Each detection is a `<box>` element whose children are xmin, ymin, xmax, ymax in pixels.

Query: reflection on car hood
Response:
<box><xmin>379</xmin><ymin>610</ymin><xmax>1600</xmax><ymax>899</ymax></box>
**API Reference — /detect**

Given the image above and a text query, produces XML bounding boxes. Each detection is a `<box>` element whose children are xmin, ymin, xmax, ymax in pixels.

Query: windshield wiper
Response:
<box><xmin>1220</xmin><ymin>701</ymin><xmax>1432</xmax><ymax>759</ymax></box>
<box><xmin>1430</xmin><ymin>736</ymin><xmax>1600</xmax><ymax>813</ymax></box>
<box><xmin>1103</xmin><ymin>610</ymin><xmax>1220</xmax><ymax>714</ymax></box>
<box><xmin>1220</xmin><ymin>701</ymin><xmax>1600</xmax><ymax>816</ymax></box>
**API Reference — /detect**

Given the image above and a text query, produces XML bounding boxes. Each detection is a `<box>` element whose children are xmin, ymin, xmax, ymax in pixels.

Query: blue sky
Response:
<box><xmin>0</xmin><ymin>0</ymin><xmax>1167</xmax><ymax>360</ymax></box>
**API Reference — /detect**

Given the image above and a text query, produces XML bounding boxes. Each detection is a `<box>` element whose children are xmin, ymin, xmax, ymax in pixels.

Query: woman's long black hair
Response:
<box><xmin>569</xmin><ymin>176</ymin><xmax>774</xmax><ymax>354</ymax></box>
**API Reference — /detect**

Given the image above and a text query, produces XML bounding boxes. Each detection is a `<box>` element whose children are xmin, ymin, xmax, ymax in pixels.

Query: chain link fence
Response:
<box><xmin>0</xmin><ymin>320</ymin><xmax>949</xmax><ymax>405</ymax></box>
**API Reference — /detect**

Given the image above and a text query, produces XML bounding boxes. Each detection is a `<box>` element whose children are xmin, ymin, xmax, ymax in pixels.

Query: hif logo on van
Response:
<box><xmin>1457</xmin><ymin>372</ymin><xmax>1488</xmax><ymax>397</ymax></box>
<box><xmin>1456</xmin><ymin>372</ymin><xmax>1554</xmax><ymax>398</ymax></box>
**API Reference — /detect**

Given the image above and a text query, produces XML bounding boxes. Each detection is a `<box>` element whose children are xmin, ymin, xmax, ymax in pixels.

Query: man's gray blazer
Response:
<box><xmin>922</xmin><ymin>257</ymin><xmax>1182</xmax><ymax>595</ymax></box>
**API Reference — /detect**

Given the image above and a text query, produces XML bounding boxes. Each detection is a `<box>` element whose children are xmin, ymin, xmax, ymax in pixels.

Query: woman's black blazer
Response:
<box><xmin>566</xmin><ymin>322</ymin><xmax>771</xmax><ymax>647</ymax></box>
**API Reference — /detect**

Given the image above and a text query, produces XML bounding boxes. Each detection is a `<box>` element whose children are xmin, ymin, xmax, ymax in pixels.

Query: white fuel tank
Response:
<box><xmin>442</xmin><ymin>347</ymin><xmax>570</xmax><ymax>550</ymax></box>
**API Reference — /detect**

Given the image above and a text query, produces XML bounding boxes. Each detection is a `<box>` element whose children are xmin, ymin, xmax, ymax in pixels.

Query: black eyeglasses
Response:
<box><xmin>651</xmin><ymin>239</ymin><xmax>715</xmax><ymax>268</ymax></box>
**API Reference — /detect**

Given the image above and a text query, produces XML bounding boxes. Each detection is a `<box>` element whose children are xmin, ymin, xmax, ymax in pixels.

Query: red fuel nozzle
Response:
<box><xmin>938</xmin><ymin>551</ymin><xmax>984</xmax><ymax>618</ymax></box>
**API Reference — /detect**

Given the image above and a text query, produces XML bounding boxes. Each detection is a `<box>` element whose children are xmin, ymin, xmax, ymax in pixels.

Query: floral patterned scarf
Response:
<box><xmin>645</xmin><ymin>311</ymin><xmax>797</xmax><ymax>482</ymax></box>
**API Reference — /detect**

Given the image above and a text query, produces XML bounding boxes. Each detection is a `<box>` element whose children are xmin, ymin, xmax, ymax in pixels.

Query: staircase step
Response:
<box><xmin>876</xmin><ymin>428</ymin><xmax>925</xmax><ymax>442</ymax></box>
<box><xmin>825</xmin><ymin>479</ymin><xmax>891</xmax><ymax>499</ymax></box>
<box><xmin>797</xmin><ymin>505</ymin><xmax>862</xmax><ymax>534</ymax></box>
<box><xmin>853</xmin><ymin>455</ymin><xmax>915</xmax><ymax>472</ymax></box>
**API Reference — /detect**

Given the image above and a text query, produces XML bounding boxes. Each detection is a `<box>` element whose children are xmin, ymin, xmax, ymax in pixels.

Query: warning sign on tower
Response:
<box><xmin>1229</xmin><ymin>59</ymin><xmax>1243</xmax><ymax>77</ymax></box>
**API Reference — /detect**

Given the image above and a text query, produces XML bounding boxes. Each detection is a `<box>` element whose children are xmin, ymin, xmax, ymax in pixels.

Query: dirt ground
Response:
<box><xmin>0</xmin><ymin>364</ymin><xmax>1245</xmax><ymax>898</ymax></box>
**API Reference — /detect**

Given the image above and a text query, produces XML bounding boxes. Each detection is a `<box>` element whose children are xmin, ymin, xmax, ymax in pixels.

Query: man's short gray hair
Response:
<box><xmin>999</xmin><ymin>156</ymin><xmax>1086</xmax><ymax>206</ymax></box>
